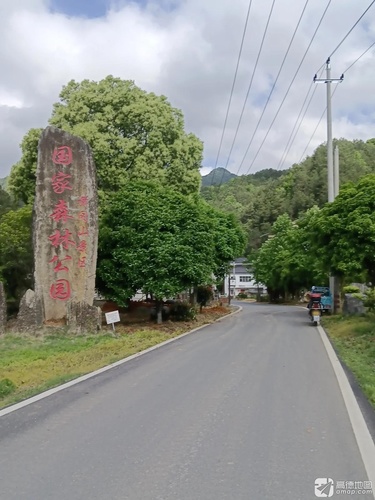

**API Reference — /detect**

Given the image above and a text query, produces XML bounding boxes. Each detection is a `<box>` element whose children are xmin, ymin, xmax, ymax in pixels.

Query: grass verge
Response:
<box><xmin>0</xmin><ymin>306</ymin><xmax>234</xmax><ymax>410</ymax></box>
<box><xmin>322</xmin><ymin>314</ymin><xmax>375</xmax><ymax>409</ymax></box>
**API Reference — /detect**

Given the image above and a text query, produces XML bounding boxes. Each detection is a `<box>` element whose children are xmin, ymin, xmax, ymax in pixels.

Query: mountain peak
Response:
<box><xmin>201</xmin><ymin>168</ymin><xmax>237</xmax><ymax>187</ymax></box>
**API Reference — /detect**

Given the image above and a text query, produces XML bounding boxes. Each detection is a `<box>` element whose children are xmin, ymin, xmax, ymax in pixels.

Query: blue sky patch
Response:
<box><xmin>49</xmin><ymin>0</ymin><xmax>111</xmax><ymax>18</ymax></box>
<box><xmin>49</xmin><ymin>0</ymin><xmax>177</xmax><ymax>18</ymax></box>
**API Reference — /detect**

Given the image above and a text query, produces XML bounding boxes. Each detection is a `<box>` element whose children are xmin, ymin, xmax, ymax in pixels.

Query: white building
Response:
<box><xmin>224</xmin><ymin>257</ymin><xmax>267</xmax><ymax>298</ymax></box>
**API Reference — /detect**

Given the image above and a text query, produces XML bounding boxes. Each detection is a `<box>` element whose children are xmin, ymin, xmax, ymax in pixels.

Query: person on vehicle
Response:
<box><xmin>307</xmin><ymin>292</ymin><xmax>322</xmax><ymax>315</ymax></box>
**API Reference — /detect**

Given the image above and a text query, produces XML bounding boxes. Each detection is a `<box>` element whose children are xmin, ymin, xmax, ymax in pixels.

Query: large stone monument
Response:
<box><xmin>29</xmin><ymin>126</ymin><xmax>100</xmax><ymax>332</ymax></box>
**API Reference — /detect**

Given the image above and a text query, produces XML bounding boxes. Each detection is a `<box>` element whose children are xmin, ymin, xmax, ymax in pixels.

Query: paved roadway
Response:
<box><xmin>0</xmin><ymin>303</ymin><xmax>372</xmax><ymax>500</ymax></box>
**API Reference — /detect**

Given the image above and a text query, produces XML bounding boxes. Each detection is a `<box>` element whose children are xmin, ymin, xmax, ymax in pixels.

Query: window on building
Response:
<box><xmin>239</xmin><ymin>276</ymin><xmax>252</xmax><ymax>282</ymax></box>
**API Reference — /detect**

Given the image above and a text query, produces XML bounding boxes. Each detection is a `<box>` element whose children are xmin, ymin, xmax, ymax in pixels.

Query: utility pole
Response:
<box><xmin>313</xmin><ymin>58</ymin><xmax>343</xmax><ymax>312</ymax></box>
<box><xmin>314</xmin><ymin>58</ymin><xmax>343</xmax><ymax>202</ymax></box>
<box><xmin>334</xmin><ymin>145</ymin><xmax>339</xmax><ymax>198</ymax></box>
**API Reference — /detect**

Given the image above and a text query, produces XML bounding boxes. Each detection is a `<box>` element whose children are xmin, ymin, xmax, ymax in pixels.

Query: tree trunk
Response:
<box><xmin>155</xmin><ymin>300</ymin><xmax>163</xmax><ymax>324</ymax></box>
<box><xmin>189</xmin><ymin>287</ymin><xmax>197</xmax><ymax>305</ymax></box>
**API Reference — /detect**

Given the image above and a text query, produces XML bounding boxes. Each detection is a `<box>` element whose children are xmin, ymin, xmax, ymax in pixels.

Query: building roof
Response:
<box><xmin>235</xmin><ymin>265</ymin><xmax>251</xmax><ymax>274</ymax></box>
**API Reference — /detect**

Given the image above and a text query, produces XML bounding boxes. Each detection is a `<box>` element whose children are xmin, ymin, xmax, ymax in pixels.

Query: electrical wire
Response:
<box><xmin>230</xmin><ymin>0</ymin><xmax>311</xmax><ymax>178</ymax></box>
<box><xmin>343</xmin><ymin>39</ymin><xmax>375</xmax><ymax>73</ymax></box>
<box><xmin>297</xmin><ymin>39</ymin><xmax>375</xmax><ymax>164</ymax></box>
<box><xmin>239</xmin><ymin>0</ymin><xmax>332</xmax><ymax>176</ymax></box>
<box><xmin>210</xmin><ymin>0</ymin><xmax>253</xmax><ymax>186</ymax></box>
<box><xmin>277</xmin><ymin>67</ymin><xmax>324</xmax><ymax>170</ymax></box>
<box><xmin>216</xmin><ymin>0</ymin><xmax>276</xmax><ymax>186</ymax></box>
<box><xmin>280</xmin><ymin>24</ymin><xmax>375</xmax><ymax>171</ymax></box>
<box><xmin>329</xmin><ymin>0</ymin><xmax>375</xmax><ymax>58</ymax></box>
<box><xmin>297</xmin><ymin>85</ymin><xmax>339</xmax><ymax>163</ymax></box>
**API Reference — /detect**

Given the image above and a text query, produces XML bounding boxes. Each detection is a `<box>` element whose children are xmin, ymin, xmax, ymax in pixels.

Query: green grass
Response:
<box><xmin>0</xmin><ymin>328</ymin><xmax>184</xmax><ymax>409</ymax></box>
<box><xmin>322</xmin><ymin>314</ymin><xmax>375</xmax><ymax>408</ymax></box>
<box><xmin>0</xmin><ymin>305</ymin><xmax>233</xmax><ymax>410</ymax></box>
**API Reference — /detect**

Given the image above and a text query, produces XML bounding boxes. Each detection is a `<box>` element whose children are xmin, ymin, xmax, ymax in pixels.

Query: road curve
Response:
<box><xmin>0</xmin><ymin>303</ymin><xmax>372</xmax><ymax>500</ymax></box>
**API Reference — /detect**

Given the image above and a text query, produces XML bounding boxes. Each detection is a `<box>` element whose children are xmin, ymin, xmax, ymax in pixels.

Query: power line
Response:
<box><xmin>343</xmin><ymin>39</ymin><xmax>375</xmax><ymax>73</ymax></box>
<box><xmin>210</xmin><ymin>0</ymin><xmax>253</xmax><ymax>186</ymax></box>
<box><xmin>298</xmin><ymin>84</ymin><xmax>339</xmax><ymax>163</ymax></box>
<box><xmin>277</xmin><ymin>67</ymin><xmax>324</xmax><ymax>170</ymax></box>
<box><xmin>329</xmin><ymin>0</ymin><xmax>375</xmax><ymax>58</ymax></box>
<box><xmin>240</xmin><ymin>0</ymin><xmax>332</xmax><ymax>176</ymax></box>
<box><xmin>216</xmin><ymin>0</ymin><xmax>276</xmax><ymax>186</ymax></box>
<box><xmin>297</xmin><ymin>40</ymin><xmax>375</xmax><ymax>164</ymax></box>
<box><xmin>230</xmin><ymin>0</ymin><xmax>311</xmax><ymax>178</ymax></box>
<box><xmin>280</xmin><ymin>40</ymin><xmax>375</xmax><ymax>171</ymax></box>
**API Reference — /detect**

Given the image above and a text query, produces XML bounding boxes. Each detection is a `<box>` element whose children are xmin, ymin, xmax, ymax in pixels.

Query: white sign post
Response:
<box><xmin>105</xmin><ymin>310</ymin><xmax>120</xmax><ymax>333</ymax></box>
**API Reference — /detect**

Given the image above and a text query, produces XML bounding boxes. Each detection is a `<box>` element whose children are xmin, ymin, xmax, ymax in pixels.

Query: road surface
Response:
<box><xmin>0</xmin><ymin>303</ymin><xmax>373</xmax><ymax>499</ymax></box>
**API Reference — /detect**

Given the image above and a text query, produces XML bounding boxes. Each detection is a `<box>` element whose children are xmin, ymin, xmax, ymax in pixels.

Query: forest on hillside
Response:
<box><xmin>201</xmin><ymin>138</ymin><xmax>375</xmax><ymax>251</ymax></box>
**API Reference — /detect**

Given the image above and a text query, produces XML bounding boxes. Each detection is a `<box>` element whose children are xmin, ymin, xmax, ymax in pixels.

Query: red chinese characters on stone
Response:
<box><xmin>78</xmin><ymin>211</ymin><xmax>88</xmax><ymax>223</ymax></box>
<box><xmin>77</xmin><ymin>240</ymin><xmax>87</xmax><ymax>252</ymax></box>
<box><xmin>48</xmin><ymin>229</ymin><xmax>76</xmax><ymax>250</ymax></box>
<box><xmin>51</xmin><ymin>172</ymin><xmax>72</xmax><ymax>194</ymax></box>
<box><xmin>78</xmin><ymin>256</ymin><xmax>86</xmax><ymax>268</ymax></box>
<box><xmin>50</xmin><ymin>279</ymin><xmax>71</xmax><ymax>301</ymax></box>
<box><xmin>78</xmin><ymin>196</ymin><xmax>88</xmax><ymax>207</ymax></box>
<box><xmin>50</xmin><ymin>200</ymin><xmax>74</xmax><ymax>223</ymax></box>
<box><xmin>49</xmin><ymin>255</ymin><xmax>72</xmax><ymax>273</ymax></box>
<box><xmin>52</xmin><ymin>146</ymin><xmax>72</xmax><ymax>166</ymax></box>
<box><xmin>78</xmin><ymin>227</ymin><xmax>88</xmax><ymax>237</ymax></box>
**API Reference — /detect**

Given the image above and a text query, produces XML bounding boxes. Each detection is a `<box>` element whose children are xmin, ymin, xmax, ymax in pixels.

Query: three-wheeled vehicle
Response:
<box><xmin>311</xmin><ymin>286</ymin><xmax>332</xmax><ymax>314</ymax></box>
<box><xmin>307</xmin><ymin>292</ymin><xmax>323</xmax><ymax>326</ymax></box>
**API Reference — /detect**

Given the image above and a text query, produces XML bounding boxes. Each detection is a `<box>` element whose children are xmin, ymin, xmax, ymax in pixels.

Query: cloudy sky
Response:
<box><xmin>0</xmin><ymin>0</ymin><xmax>374</xmax><ymax>179</ymax></box>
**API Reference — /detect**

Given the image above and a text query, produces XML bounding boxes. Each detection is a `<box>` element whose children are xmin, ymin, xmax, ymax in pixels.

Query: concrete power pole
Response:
<box><xmin>334</xmin><ymin>145</ymin><xmax>339</xmax><ymax>198</ymax></box>
<box><xmin>313</xmin><ymin>58</ymin><xmax>343</xmax><ymax>312</ymax></box>
<box><xmin>314</xmin><ymin>58</ymin><xmax>343</xmax><ymax>202</ymax></box>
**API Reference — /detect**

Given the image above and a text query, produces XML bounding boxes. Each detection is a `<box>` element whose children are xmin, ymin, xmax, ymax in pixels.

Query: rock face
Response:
<box><xmin>0</xmin><ymin>282</ymin><xmax>6</xmax><ymax>334</ymax></box>
<box><xmin>343</xmin><ymin>293</ymin><xmax>367</xmax><ymax>315</ymax></box>
<box><xmin>33</xmin><ymin>126</ymin><xmax>99</xmax><ymax>331</ymax></box>
<box><xmin>17</xmin><ymin>289</ymin><xmax>43</xmax><ymax>332</ymax></box>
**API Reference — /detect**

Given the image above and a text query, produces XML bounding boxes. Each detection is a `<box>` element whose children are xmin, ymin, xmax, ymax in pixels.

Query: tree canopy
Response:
<box><xmin>97</xmin><ymin>181</ymin><xmax>245</xmax><ymax>310</ymax></box>
<box><xmin>0</xmin><ymin>205</ymin><xmax>33</xmax><ymax>302</ymax></box>
<box><xmin>306</xmin><ymin>174</ymin><xmax>375</xmax><ymax>284</ymax></box>
<box><xmin>252</xmin><ymin>213</ymin><xmax>326</xmax><ymax>301</ymax></box>
<box><xmin>202</xmin><ymin>138</ymin><xmax>375</xmax><ymax>251</ymax></box>
<box><xmin>9</xmin><ymin>76</ymin><xmax>203</xmax><ymax>204</ymax></box>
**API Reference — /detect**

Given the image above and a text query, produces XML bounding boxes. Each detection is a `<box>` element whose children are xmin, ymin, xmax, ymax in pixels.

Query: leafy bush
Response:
<box><xmin>258</xmin><ymin>294</ymin><xmax>270</xmax><ymax>302</ymax></box>
<box><xmin>236</xmin><ymin>293</ymin><xmax>248</xmax><ymax>299</ymax></box>
<box><xmin>0</xmin><ymin>378</ymin><xmax>16</xmax><ymax>398</ymax></box>
<box><xmin>343</xmin><ymin>285</ymin><xmax>361</xmax><ymax>294</ymax></box>
<box><xmin>352</xmin><ymin>292</ymin><xmax>366</xmax><ymax>302</ymax></box>
<box><xmin>197</xmin><ymin>286</ymin><xmax>213</xmax><ymax>309</ymax></box>
<box><xmin>364</xmin><ymin>288</ymin><xmax>375</xmax><ymax>313</ymax></box>
<box><xmin>170</xmin><ymin>302</ymin><xmax>197</xmax><ymax>321</ymax></box>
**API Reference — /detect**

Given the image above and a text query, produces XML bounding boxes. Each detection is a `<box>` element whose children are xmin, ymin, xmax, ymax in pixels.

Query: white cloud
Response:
<box><xmin>1</xmin><ymin>0</ymin><xmax>375</xmax><ymax>179</ymax></box>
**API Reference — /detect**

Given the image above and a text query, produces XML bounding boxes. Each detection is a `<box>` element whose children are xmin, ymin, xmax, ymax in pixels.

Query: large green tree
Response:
<box><xmin>253</xmin><ymin>212</ymin><xmax>325</xmax><ymax>301</ymax></box>
<box><xmin>9</xmin><ymin>77</ymin><xmax>203</xmax><ymax>204</ymax></box>
<box><xmin>97</xmin><ymin>181</ymin><xmax>244</xmax><ymax>322</ymax></box>
<box><xmin>306</xmin><ymin>174</ymin><xmax>375</xmax><ymax>284</ymax></box>
<box><xmin>0</xmin><ymin>206</ymin><xmax>33</xmax><ymax>303</ymax></box>
<box><xmin>8</xmin><ymin>128</ymin><xmax>42</xmax><ymax>205</ymax></box>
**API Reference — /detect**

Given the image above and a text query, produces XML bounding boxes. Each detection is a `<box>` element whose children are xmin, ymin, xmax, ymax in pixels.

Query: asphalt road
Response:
<box><xmin>0</xmin><ymin>303</ymin><xmax>372</xmax><ymax>500</ymax></box>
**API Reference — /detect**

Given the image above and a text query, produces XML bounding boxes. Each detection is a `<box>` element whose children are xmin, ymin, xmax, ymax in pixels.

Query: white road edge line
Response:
<box><xmin>318</xmin><ymin>324</ymin><xmax>375</xmax><ymax>495</ymax></box>
<box><xmin>0</xmin><ymin>306</ymin><xmax>242</xmax><ymax>418</ymax></box>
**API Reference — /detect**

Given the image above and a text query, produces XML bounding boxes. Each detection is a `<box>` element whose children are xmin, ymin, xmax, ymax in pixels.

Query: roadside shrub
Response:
<box><xmin>197</xmin><ymin>286</ymin><xmax>213</xmax><ymax>311</ymax></box>
<box><xmin>258</xmin><ymin>294</ymin><xmax>269</xmax><ymax>302</ymax></box>
<box><xmin>170</xmin><ymin>302</ymin><xmax>197</xmax><ymax>321</ymax></box>
<box><xmin>352</xmin><ymin>292</ymin><xmax>366</xmax><ymax>302</ymax></box>
<box><xmin>236</xmin><ymin>293</ymin><xmax>248</xmax><ymax>299</ymax></box>
<box><xmin>364</xmin><ymin>288</ymin><xmax>375</xmax><ymax>313</ymax></box>
<box><xmin>0</xmin><ymin>378</ymin><xmax>16</xmax><ymax>398</ymax></box>
<box><xmin>343</xmin><ymin>285</ymin><xmax>361</xmax><ymax>294</ymax></box>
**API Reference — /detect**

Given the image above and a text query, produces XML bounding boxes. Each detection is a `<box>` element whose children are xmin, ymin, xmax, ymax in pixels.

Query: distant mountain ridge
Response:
<box><xmin>201</xmin><ymin>168</ymin><xmax>237</xmax><ymax>187</ymax></box>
